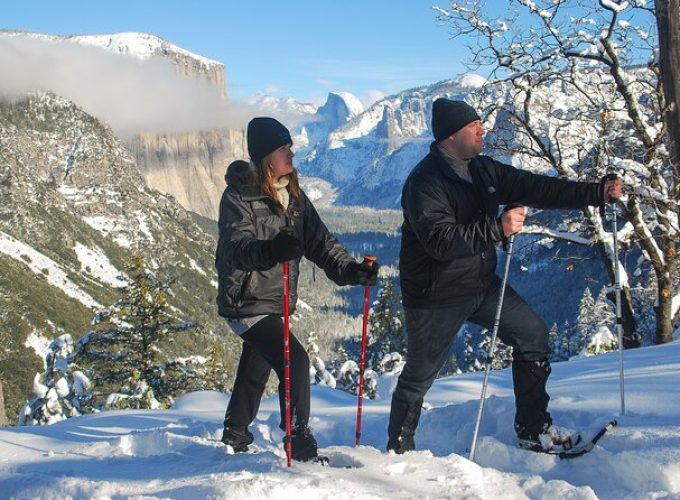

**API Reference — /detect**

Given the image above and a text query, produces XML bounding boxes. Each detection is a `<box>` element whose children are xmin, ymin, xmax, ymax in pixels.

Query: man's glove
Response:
<box><xmin>261</xmin><ymin>232</ymin><xmax>303</xmax><ymax>263</ymax></box>
<box><xmin>345</xmin><ymin>260</ymin><xmax>380</xmax><ymax>286</ymax></box>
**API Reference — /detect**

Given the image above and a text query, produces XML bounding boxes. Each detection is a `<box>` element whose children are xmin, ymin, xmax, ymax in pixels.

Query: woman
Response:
<box><xmin>215</xmin><ymin>117</ymin><xmax>379</xmax><ymax>462</ymax></box>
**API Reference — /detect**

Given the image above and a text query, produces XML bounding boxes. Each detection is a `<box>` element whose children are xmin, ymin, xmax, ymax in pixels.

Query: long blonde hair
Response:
<box><xmin>257</xmin><ymin>154</ymin><xmax>301</xmax><ymax>211</ymax></box>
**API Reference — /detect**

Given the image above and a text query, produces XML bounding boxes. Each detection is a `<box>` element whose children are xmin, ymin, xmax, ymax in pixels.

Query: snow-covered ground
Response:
<box><xmin>1</xmin><ymin>341</ymin><xmax>679</xmax><ymax>499</ymax></box>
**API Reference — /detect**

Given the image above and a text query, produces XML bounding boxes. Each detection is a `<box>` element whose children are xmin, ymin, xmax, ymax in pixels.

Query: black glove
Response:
<box><xmin>346</xmin><ymin>260</ymin><xmax>380</xmax><ymax>286</ymax></box>
<box><xmin>261</xmin><ymin>232</ymin><xmax>303</xmax><ymax>263</ymax></box>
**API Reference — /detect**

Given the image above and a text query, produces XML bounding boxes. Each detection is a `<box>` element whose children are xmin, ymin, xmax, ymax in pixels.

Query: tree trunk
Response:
<box><xmin>656</xmin><ymin>275</ymin><xmax>675</xmax><ymax>344</ymax></box>
<box><xmin>655</xmin><ymin>0</ymin><xmax>680</xmax><ymax>219</ymax></box>
<box><xmin>596</xmin><ymin>242</ymin><xmax>640</xmax><ymax>347</ymax></box>
<box><xmin>0</xmin><ymin>381</ymin><xmax>8</xmax><ymax>426</ymax></box>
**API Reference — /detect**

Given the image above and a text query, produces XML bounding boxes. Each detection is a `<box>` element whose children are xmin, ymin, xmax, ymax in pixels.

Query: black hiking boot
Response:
<box><xmin>283</xmin><ymin>426</ymin><xmax>323</xmax><ymax>462</ymax></box>
<box><xmin>386</xmin><ymin>396</ymin><xmax>422</xmax><ymax>454</ymax></box>
<box><xmin>221</xmin><ymin>425</ymin><xmax>254</xmax><ymax>452</ymax></box>
<box><xmin>386</xmin><ymin>427</ymin><xmax>415</xmax><ymax>455</ymax></box>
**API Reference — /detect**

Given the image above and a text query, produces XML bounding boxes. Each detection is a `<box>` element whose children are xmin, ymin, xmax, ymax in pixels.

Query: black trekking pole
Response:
<box><xmin>604</xmin><ymin>173</ymin><xmax>626</xmax><ymax>416</ymax></box>
<box><xmin>469</xmin><ymin>207</ymin><xmax>522</xmax><ymax>462</ymax></box>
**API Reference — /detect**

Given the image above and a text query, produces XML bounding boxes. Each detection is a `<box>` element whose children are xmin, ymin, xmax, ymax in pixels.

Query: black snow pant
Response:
<box><xmin>223</xmin><ymin>315</ymin><xmax>310</xmax><ymax>432</ymax></box>
<box><xmin>389</xmin><ymin>274</ymin><xmax>551</xmax><ymax>443</ymax></box>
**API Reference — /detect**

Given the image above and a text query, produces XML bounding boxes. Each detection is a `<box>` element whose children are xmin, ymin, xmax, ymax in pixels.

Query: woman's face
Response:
<box><xmin>268</xmin><ymin>143</ymin><xmax>294</xmax><ymax>180</ymax></box>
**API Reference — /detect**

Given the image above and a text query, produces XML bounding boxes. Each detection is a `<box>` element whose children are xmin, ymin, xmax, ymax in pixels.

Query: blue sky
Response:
<box><xmin>3</xmin><ymin>0</ymin><xmax>472</xmax><ymax>105</ymax></box>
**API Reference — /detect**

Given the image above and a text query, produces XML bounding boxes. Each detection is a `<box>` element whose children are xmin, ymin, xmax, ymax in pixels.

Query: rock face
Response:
<box><xmin>130</xmin><ymin>129</ymin><xmax>247</xmax><ymax>220</ymax></box>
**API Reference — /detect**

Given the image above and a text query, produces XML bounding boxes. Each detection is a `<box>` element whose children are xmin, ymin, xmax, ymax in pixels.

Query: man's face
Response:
<box><xmin>442</xmin><ymin>120</ymin><xmax>486</xmax><ymax>159</ymax></box>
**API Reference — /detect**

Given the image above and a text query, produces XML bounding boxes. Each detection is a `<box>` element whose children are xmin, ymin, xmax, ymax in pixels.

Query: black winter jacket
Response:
<box><xmin>399</xmin><ymin>144</ymin><xmax>604</xmax><ymax>308</ymax></box>
<box><xmin>216</xmin><ymin>166</ymin><xmax>357</xmax><ymax>318</ymax></box>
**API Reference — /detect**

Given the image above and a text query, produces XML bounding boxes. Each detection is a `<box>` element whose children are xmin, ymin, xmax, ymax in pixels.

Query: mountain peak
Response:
<box><xmin>317</xmin><ymin>92</ymin><xmax>364</xmax><ymax>126</ymax></box>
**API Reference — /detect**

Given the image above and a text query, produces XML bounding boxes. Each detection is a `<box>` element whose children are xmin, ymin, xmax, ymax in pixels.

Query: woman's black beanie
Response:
<box><xmin>247</xmin><ymin>117</ymin><xmax>293</xmax><ymax>164</ymax></box>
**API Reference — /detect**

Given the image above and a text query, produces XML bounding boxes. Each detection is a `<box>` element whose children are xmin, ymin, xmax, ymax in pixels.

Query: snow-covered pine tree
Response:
<box><xmin>575</xmin><ymin>288</ymin><xmax>597</xmax><ymax>353</ymax></box>
<box><xmin>336</xmin><ymin>345</ymin><xmax>349</xmax><ymax>365</ymax></box>
<box><xmin>631</xmin><ymin>271</ymin><xmax>657</xmax><ymax>345</ymax></box>
<box><xmin>459</xmin><ymin>328</ymin><xmax>512</xmax><ymax>372</ymax></box>
<box><xmin>365</xmin><ymin>277</ymin><xmax>407</xmax><ymax>372</ymax></box>
<box><xmin>307</xmin><ymin>331</ymin><xmax>336</xmax><ymax>388</ymax></box>
<box><xmin>582</xmin><ymin>288</ymin><xmax>618</xmax><ymax>355</ymax></box>
<box><xmin>73</xmin><ymin>254</ymin><xmax>198</xmax><ymax>410</ymax></box>
<box><xmin>18</xmin><ymin>334</ymin><xmax>91</xmax><ymax>425</ymax></box>
<box><xmin>460</xmin><ymin>330</ymin><xmax>484</xmax><ymax>373</ymax></box>
<box><xmin>478</xmin><ymin>329</ymin><xmax>513</xmax><ymax>370</ymax></box>
<box><xmin>204</xmin><ymin>340</ymin><xmax>229</xmax><ymax>392</ymax></box>
<box><xmin>561</xmin><ymin>319</ymin><xmax>576</xmax><ymax>359</ymax></box>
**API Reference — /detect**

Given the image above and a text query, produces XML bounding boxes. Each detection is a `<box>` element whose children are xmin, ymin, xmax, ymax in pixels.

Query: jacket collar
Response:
<box><xmin>429</xmin><ymin>141</ymin><xmax>479</xmax><ymax>183</ymax></box>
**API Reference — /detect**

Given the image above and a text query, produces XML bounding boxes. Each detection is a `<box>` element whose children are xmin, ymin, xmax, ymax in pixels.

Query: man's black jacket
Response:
<box><xmin>399</xmin><ymin>144</ymin><xmax>603</xmax><ymax>308</ymax></box>
<box><xmin>215</xmin><ymin>165</ymin><xmax>356</xmax><ymax>319</ymax></box>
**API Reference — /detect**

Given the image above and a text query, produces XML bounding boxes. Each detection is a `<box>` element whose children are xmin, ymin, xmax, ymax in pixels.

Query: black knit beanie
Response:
<box><xmin>431</xmin><ymin>98</ymin><xmax>481</xmax><ymax>142</ymax></box>
<box><xmin>247</xmin><ymin>117</ymin><xmax>293</xmax><ymax>165</ymax></box>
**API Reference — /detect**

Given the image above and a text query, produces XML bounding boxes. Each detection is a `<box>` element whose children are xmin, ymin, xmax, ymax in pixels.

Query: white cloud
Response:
<box><xmin>0</xmin><ymin>35</ymin><xmax>259</xmax><ymax>137</ymax></box>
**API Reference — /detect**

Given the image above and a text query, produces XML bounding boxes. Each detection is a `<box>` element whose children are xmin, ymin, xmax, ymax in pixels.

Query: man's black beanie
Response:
<box><xmin>431</xmin><ymin>98</ymin><xmax>481</xmax><ymax>143</ymax></box>
<box><xmin>247</xmin><ymin>117</ymin><xmax>293</xmax><ymax>165</ymax></box>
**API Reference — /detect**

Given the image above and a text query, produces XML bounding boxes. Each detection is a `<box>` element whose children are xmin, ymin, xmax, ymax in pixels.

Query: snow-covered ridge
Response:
<box><xmin>0</xmin><ymin>30</ymin><xmax>222</xmax><ymax>69</ymax></box>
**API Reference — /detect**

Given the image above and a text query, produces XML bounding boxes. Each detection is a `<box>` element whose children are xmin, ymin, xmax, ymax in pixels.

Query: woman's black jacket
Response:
<box><xmin>216</xmin><ymin>166</ymin><xmax>356</xmax><ymax>318</ymax></box>
<box><xmin>399</xmin><ymin>144</ymin><xmax>604</xmax><ymax>309</ymax></box>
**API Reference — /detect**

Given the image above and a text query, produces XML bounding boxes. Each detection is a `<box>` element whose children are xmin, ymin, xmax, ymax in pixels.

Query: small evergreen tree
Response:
<box><xmin>365</xmin><ymin>278</ymin><xmax>407</xmax><ymax>372</ymax></box>
<box><xmin>18</xmin><ymin>334</ymin><xmax>92</xmax><ymax>425</ymax></box>
<box><xmin>204</xmin><ymin>340</ymin><xmax>229</xmax><ymax>392</ymax></box>
<box><xmin>307</xmin><ymin>331</ymin><xmax>336</xmax><ymax>388</ymax></box>
<box><xmin>74</xmin><ymin>254</ymin><xmax>198</xmax><ymax>410</ymax></box>
<box><xmin>584</xmin><ymin>325</ymin><xmax>618</xmax><ymax>356</ymax></box>
<box><xmin>549</xmin><ymin>322</ymin><xmax>570</xmax><ymax>362</ymax></box>
<box><xmin>336</xmin><ymin>345</ymin><xmax>349</xmax><ymax>365</ymax></box>
<box><xmin>575</xmin><ymin>288</ymin><xmax>597</xmax><ymax>353</ymax></box>
<box><xmin>581</xmin><ymin>288</ymin><xmax>618</xmax><ymax>356</ymax></box>
<box><xmin>563</xmin><ymin>320</ymin><xmax>575</xmax><ymax>359</ymax></box>
<box><xmin>459</xmin><ymin>329</ymin><xmax>512</xmax><ymax>373</ymax></box>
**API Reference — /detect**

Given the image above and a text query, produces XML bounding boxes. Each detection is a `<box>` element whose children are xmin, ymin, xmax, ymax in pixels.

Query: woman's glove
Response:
<box><xmin>261</xmin><ymin>232</ymin><xmax>304</xmax><ymax>263</ymax></box>
<box><xmin>345</xmin><ymin>260</ymin><xmax>380</xmax><ymax>286</ymax></box>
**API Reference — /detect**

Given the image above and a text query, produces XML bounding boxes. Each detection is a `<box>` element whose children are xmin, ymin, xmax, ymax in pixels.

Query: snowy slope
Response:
<box><xmin>1</xmin><ymin>341</ymin><xmax>679</xmax><ymax>499</ymax></box>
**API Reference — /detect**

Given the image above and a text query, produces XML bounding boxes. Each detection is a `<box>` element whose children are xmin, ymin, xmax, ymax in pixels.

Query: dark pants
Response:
<box><xmin>389</xmin><ymin>275</ymin><xmax>551</xmax><ymax>441</ymax></box>
<box><xmin>224</xmin><ymin>315</ymin><xmax>310</xmax><ymax>431</ymax></box>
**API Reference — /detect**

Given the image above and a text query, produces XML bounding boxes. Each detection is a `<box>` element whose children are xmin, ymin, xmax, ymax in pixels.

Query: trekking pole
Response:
<box><xmin>469</xmin><ymin>208</ymin><xmax>522</xmax><ymax>462</ymax></box>
<box><xmin>280</xmin><ymin>226</ymin><xmax>295</xmax><ymax>467</ymax></box>
<box><xmin>355</xmin><ymin>255</ymin><xmax>377</xmax><ymax>446</ymax></box>
<box><xmin>606</xmin><ymin>174</ymin><xmax>626</xmax><ymax>417</ymax></box>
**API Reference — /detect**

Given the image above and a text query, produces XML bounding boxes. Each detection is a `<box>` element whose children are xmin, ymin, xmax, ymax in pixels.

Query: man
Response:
<box><xmin>387</xmin><ymin>98</ymin><xmax>622</xmax><ymax>454</ymax></box>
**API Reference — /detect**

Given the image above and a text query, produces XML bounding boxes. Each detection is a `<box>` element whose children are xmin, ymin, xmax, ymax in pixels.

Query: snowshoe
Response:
<box><xmin>517</xmin><ymin>424</ymin><xmax>581</xmax><ymax>453</ymax></box>
<box><xmin>308</xmin><ymin>454</ymin><xmax>330</xmax><ymax>466</ymax></box>
<box><xmin>221</xmin><ymin>425</ymin><xmax>254</xmax><ymax>452</ymax></box>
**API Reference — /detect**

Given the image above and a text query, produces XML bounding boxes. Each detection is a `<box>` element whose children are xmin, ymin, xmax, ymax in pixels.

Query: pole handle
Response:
<box><xmin>363</xmin><ymin>255</ymin><xmax>377</xmax><ymax>267</ymax></box>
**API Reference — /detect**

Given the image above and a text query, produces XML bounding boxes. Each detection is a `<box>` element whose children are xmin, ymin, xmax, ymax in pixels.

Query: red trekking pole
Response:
<box><xmin>282</xmin><ymin>259</ymin><xmax>292</xmax><ymax>467</ymax></box>
<box><xmin>279</xmin><ymin>225</ymin><xmax>295</xmax><ymax>467</ymax></box>
<box><xmin>355</xmin><ymin>255</ymin><xmax>377</xmax><ymax>446</ymax></box>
